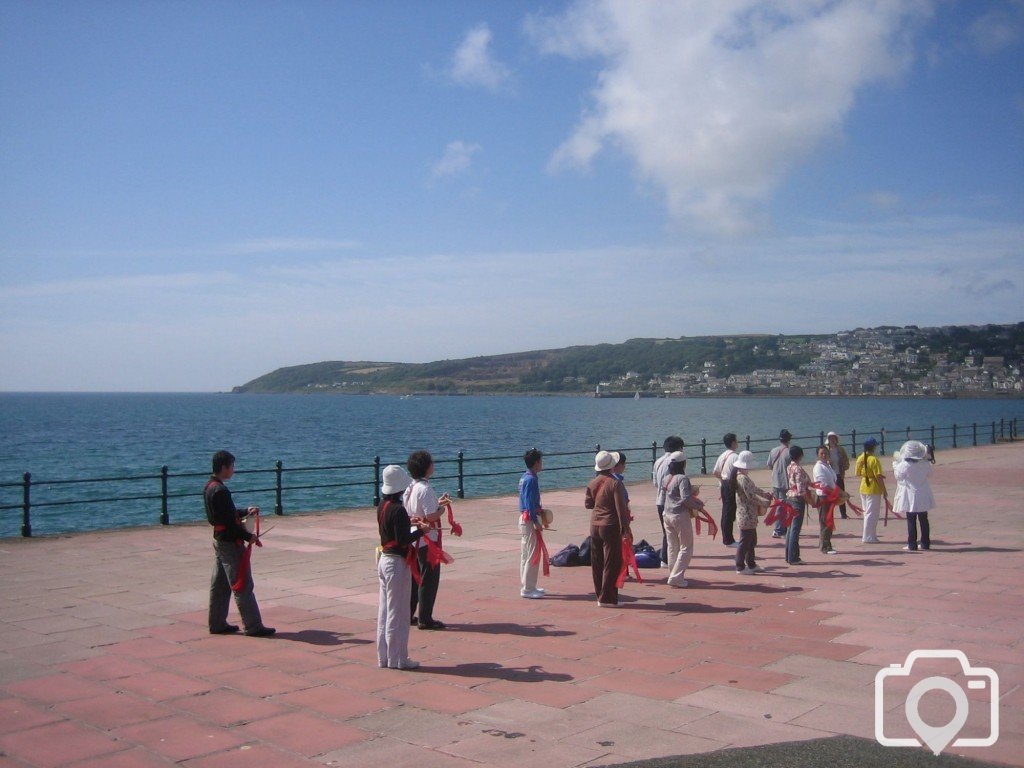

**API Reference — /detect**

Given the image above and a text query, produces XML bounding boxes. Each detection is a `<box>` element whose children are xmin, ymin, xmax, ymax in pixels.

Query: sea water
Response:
<box><xmin>0</xmin><ymin>393</ymin><xmax>1019</xmax><ymax>537</ymax></box>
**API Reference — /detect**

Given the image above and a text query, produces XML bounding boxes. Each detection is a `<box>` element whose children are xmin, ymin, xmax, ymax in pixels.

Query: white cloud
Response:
<box><xmin>432</xmin><ymin>140</ymin><xmax>481</xmax><ymax>178</ymax></box>
<box><xmin>450</xmin><ymin>23</ymin><xmax>512</xmax><ymax>90</ymax></box>
<box><xmin>529</xmin><ymin>0</ymin><xmax>932</xmax><ymax>236</ymax></box>
<box><xmin>967</xmin><ymin>3</ymin><xmax>1024</xmax><ymax>56</ymax></box>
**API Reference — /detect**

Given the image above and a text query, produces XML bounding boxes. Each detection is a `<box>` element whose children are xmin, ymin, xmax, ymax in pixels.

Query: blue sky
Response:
<box><xmin>1</xmin><ymin>0</ymin><xmax>1022</xmax><ymax>391</ymax></box>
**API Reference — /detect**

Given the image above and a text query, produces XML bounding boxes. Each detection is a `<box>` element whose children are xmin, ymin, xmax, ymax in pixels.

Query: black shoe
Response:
<box><xmin>210</xmin><ymin>624</ymin><xmax>240</xmax><ymax>635</ymax></box>
<box><xmin>245</xmin><ymin>626</ymin><xmax>276</xmax><ymax>637</ymax></box>
<box><xmin>418</xmin><ymin>619</ymin><xmax>445</xmax><ymax>630</ymax></box>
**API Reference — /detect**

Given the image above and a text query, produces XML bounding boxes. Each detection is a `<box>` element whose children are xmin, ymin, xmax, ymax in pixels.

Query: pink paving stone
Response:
<box><xmin>310</xmin><ymin>662</ymin><xmax>409</xmax><ymax>693</ymax></box>
<box><xmin>115</xmin><ymin>670</ymin><xmax>216</xmax><ymax>701</ymax></box>
<box><xmin>71</xmin><ymin>746</ymin><xmax>188</xmax><ymax>768</ymax></box>
<box><xmin>241</xmin><ymin>645</ymin><xmax>341</xmax><ymax>675</ymax></box>
<box><xmin>54</xmin><ymin>691</ymin><xmax>173</xmax><ymax>730</ymax></box>
<box><xmin>207</xmin><ymin>667</ymin><xmax>318</xmax><ymax>697</ymax></box>
<box><xmin>273</xmin><ymin>684</ymin><xmax>394</xmax><ymax>719</ymax></box>
<box><xmin>114</xmin><ymin>715</ymin><xmax>250</xmax><ymax>761</ymax></box>
<box><xmin>381</xmin><ymin>680</ymin><xmax>503</xmax><ymax>714</ymax></box>
<box><xmin>151</xmin><ymin>648</ymin><xmax>253</xmax><ymax>677</ymax></box>
<box><xmin>235</xmin><ymin>711</ymin><xmax>371</xmax><ymax>756</ymax></box>
<box><xmin>182</xmin><ymin>743</ymin><xmax>322</xmax><ymax>768</ymax></box>
<box><xmin>0</xmin><ymin>719</ymin><xmax>128</xmax><ymax>768</ymax></box>
<box><xmin>4</xmin><ymin>673</ymin><xmax>112</xmax><ymax>704</ymax></box>
<box><xmin>59</xmin><ymin>655</ymin><xmax>158</xmax><ymax>681</ymax></box>
<box><xmin>0</xmin><ymin>697</ymin><xmax>64</xmax><ymax>734</ymax></box>
<box><xmin>169</xmin><ymin>688</ymin><xmax>292</xmax><ymax>726</ymax></box>
<box><xmin>105</xmin><ymin>636</ymin><xmax>191</xmax><ymax>660</ymax></box>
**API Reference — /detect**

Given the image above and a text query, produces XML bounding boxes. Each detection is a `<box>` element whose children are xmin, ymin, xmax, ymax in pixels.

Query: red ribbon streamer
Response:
<box><xmin>379</xmin><ymin>500</ymin><xmax>423</xmax><ymax>586</ymax></box>
<box><xmin>883</xmin><ymin>497</ymin><xmax>903</xmax><ymax>526</ymax></box>
<box><xmin>522</xmin><ymin>511</ymin><xmax>551</xmax><ymax>577</ymax></box>
<box><xmin>444</xmin><ymin>501</ymin><xmax>463</xmax><ymax>537</ymax></box>
<box><xmin>809</xmin><ymin>483</ymin><xmax>844</xmax><ymax>532</ymax></box>
<box><xmin>616</xmin><ymin>536</ymin><xmax>644</xmax><ymax>589</ymax></box>
<box><xmin>231</xmin><ymin>512</ymin><xmax>258</xmax><ymax>593</ymax></box>
<box><xmin>693</xmin><ymin>508</ymin><xmax>719</xmax><ymax>538</ymax></box>
<box><xmin>764</xmin><ymin>498</ymin><xmax>799</xmax><ymax>528</ymax></box>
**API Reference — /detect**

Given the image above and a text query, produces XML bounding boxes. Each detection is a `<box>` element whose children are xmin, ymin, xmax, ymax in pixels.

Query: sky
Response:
<box><xmin>1</xmin><ymin>0</ymin><xmax>1022</xmax><ymax>392</ymax></box>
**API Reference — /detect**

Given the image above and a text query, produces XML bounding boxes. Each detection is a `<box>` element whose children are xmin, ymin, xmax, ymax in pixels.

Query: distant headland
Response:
<box><xmin>232</xmin><ymin>323</ymin><xmax>1024</xmax><ymax>398</ymax></box>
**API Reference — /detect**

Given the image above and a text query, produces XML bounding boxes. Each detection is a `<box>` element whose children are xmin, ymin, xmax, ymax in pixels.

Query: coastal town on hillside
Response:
<box><xmin>598</xmin><ymin>326</ymin><xmax>1023</xmax><ymax>398</ymax></box>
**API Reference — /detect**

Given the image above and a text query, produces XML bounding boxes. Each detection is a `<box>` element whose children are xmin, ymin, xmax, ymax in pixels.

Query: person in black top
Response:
<box><xmin>377</xmin><ymin>465</ymin><xmax>429</xmax><ymax>669</ymax></box>
<box><xmin>205</xmin><ymin>450</ymin><xmax>275</xmax><ymax>637</ymax></box>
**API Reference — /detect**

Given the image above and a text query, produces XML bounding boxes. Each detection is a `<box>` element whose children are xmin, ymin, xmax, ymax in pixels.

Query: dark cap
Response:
<box><xmin>779</xmin><ymin>429</ymin><xmax>792</xmax><ymax>441</ymax></box>
<box><xmin>864</xmin><ymin>437</ymin><xmax>879</xmax><ymax>449</ymax></box>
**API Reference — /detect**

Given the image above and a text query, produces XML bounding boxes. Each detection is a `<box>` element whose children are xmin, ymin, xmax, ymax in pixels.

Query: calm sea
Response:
<box><xmin>1</xmin><ymin>393</ymin><xmax>1020</xmax><ymax>537</ymax></box>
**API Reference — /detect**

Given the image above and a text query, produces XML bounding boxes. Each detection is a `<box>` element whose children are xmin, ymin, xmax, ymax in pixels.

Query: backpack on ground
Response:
<box><xmin>550</xmin><ymin>543</ymin><xmax>581</xmax><ymax>567</ymax></box>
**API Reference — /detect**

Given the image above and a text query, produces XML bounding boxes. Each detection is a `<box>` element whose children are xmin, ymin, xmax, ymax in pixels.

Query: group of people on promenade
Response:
<box><xmin>201</xmin><ymin>429</ymin><xmax>935</xmax><ymax>670</ymax></box>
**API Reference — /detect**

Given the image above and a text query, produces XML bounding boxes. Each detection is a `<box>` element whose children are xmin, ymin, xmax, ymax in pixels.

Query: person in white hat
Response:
<box><xmin>826</xmin><ymin>432</ymin><xmax>851</xmax><ymax>519</ymax></box>
<box><xmin>585</xmin><ymin>451</ymin><xmax>632</xmax><ymax>607</ymax></box>
<box><xmin>893</xmin><ymin>441</ymin><xmax>935</xmax><ymax>551</ymax></box>
<box><xmin>733</xmin><ymin>450</ymin><xmax>774</xmax><ymax>573</ymax></box>
<box><xmin>377</xmin><ymin>465</ymin><xmax>431</xmax><ymax>669</ymax></box>
<box><xmin>661</xmin><ymin>450</ymin><xmax>704</xmax><ymax>586</ymax></box>
<box><xmin>518</xmin><ymin>448</ymin><xmax>549</xmax><ymax>598</ymax></box>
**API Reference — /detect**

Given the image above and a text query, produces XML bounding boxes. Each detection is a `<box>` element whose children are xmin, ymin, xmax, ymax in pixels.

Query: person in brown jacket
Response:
<box><xmin>585</xmin><ymin>450</ymin><xmax>632</xmax><ymax>607</ymax></box>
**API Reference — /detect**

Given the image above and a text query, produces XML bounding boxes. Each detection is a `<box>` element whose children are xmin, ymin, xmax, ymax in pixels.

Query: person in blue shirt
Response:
<box><xmin>518</xmin><ymin>448</ymin><xmax>548</xmax><ymax>598</ymax></box>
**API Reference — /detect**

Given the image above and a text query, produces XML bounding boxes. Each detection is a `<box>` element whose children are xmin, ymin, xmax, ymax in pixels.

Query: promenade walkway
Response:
<box><xmin>0</xmin><ymin>443</ymin><xmax>1021</xmax><ymax>768</ymax></box>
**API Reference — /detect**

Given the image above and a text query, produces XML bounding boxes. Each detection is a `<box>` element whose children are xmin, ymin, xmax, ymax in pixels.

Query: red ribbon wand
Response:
<box><xmin>231</xmin><ymin>511</ymin><xmax>259</xmax><ymax>593</ymax></box>
<box><xmin>522</xmin><ymin>511</ymin><xmax>551</xmax><ymax>577</ymax></box>
<box><xmin>616</xmin><ymin>535</ymin><xmax>644</xmax><ymax>588</ymax></box>
<box><xmin>764</xmin><ymin>498</ymin><xmax>799</xmax><ymax>528</ymax></box>
<box><xmin>693</xmin><ymin>507</ymin><xmax>719</xmax><ymax>538</ymax></box>
<box><xmin>883</xmin><ymin>497</ymin><xmax>902</xmax><ymax>526</ymax></box>
<box><xmin>810</xmin><ymin>483</ymin><xmax>844</xmax><ymax>532</ymax></box>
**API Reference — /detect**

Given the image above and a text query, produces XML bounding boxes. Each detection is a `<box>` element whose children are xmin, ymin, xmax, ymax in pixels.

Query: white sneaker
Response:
<box><xmin>737</xmin><ymin>567</ymin><xmax>756</xmax><ymax>575</ymax></box>
<box><xmin>825</xmin><ymin>549</ymin><xmax>838</xmax><ymax>555</ymax></box>
<box><xmin>901</xmin><ymin>546</ymin><xmax>918</xmax><ymax>552</ymax></box>
<box><xmin>667</xmin><ymin>578</ymin><xmax>688</xmax><ymax>588</ymax></box>
<box><xmin>534</xmin><ymin>586</ymin><xmax>545</xmax><ymax>593</ymax></box>
<box><xmin>726</xmin><ymin>542</ymin><xmax>740</xmax><ymax>548</ymax></box>
<box><xmin>863</xmin><ymin>538</ymin><xmax>880</xmax><ymax>543</ymax></box>
<box><xmin>520</xmin><ymin>589</ymin><xmax>544</xmax><ymax>599</ymax></box>
<box><xmin>396</xmin><ymin>659</ymin><xmax>420</xmax><ymax>670</ymax></box>
<box><xmin>752</xmin><ymin>566</ymin><xmax>766</xmax><ymax>572</ymax></box>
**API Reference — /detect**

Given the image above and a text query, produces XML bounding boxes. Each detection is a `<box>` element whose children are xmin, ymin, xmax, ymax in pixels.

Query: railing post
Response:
<box><xmin>373</xmin><ymin>456</ymin><xmax>381</xmax><ymax>506</ymax></box>
<box><xmin>991</xmin><ymin>421</ymin><xmax>997</xmax><ymax>444</ymax></box>
<box><xmin>973</xmin><ymin>422</ymin><xmax>978</xmax><ymax>447</ymax></box>
<box><xmin>21</xmin><ymin>472</ymin><xmax>31</xmax><ymax>538</ymax></box>
<box><xmin>744</xmin><ymin>434</ymin><xmax>751</xmax><ymax>451</ymax></box>
<box><xmin>457</xmin><ymin>451</ymin><xmax>465</xmax><ymax>499</ymax></box>
<box><xmin>651</xmin><ymin>441</ymin><xmax>658</xmax><ymax>468</ymax></box>
<box><xmin>952</xmin><ymin>424</ymin><xmax>957</xmax><ymax>448</ymax></box>
<box><xmin>160</xmin><ymin>466</ymin><xmax>169</xmax><ymax>525</ymax></box>
<box><xmin>818</xmin><ymin>430</ymin><xmax>824</xmax><ymax>447</ymax></box>
<box><xmin>851</xmin><ymin>429</ymin><xmax>857</xmax><ymax>456</ymax></box>
<box><xmin>275</xmin><ymin>461</ymin><xmax>284</xmax><ymax>515</ymax></box>
<box><xmin>880</xmin><ymin>428</ymin><xmax>886</xmax><ymax>455</ymax></box>
<box><xmin>930</xmin><ymin>425</ymin><xmax>936</xmax><ymax>447</ymax></box>
<box><xmin>1000</xmin><ymin>418</ymin><xmax>1005</xmax><ymax>441</ymax></box>
<box><xmin>906</xmin><ymin>426</ymin><xmax>911</xmax><ymax>441</ymax></box>
<box><xmin>700</xmin><ymin>438</ymin><xmax>707</xmax><ymax>475</ymax></box>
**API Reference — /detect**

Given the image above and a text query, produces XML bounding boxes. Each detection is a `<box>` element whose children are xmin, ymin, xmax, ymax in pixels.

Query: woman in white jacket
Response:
<box><xmin>893</xmin><ymin>441</ymin><xmax>935</xmax><ymax>551</ymax></box>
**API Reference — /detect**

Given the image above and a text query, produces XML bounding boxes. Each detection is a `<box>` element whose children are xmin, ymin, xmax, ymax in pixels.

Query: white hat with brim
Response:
<box><xmin>539</xmin><ymin>508</ymin><xmax>554</xmax><ymax>526</ymax></box>
<box><xmin>900</xmin><ymin>440</ymin><xmax>929</xmax><ymax>461</ymax></box>
<box><xmin>594</xmin><ymin>450</ymin><xmax>618</xmax><ymax>472</ymax></box>
<box><xmin>733</xmin><ymin>450</ymin><xmax>755</xmax><ymax>470</ymax></box>
<box><xmin>381</xmin><ymin>464</ymin><xmax>412</xmax><ymax>495</ymax></box>
<box><xmin>667</xmin><ymin>450</ymin><xmax>686</xmax><ymax>463</ymax></box>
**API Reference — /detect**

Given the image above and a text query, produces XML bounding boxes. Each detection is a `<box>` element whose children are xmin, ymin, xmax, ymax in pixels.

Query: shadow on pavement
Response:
<box><xmin>275</xmin><ymin>629</ymin><xmax>373</xmax><ymax>646</ymax></box>
<box><xmin>416</xmin><ymin>661</ymin><xmax>573</xmax><ymax>683</ymax></box>
<box><xmin>445</xmin><ymin>622</ymin><xmax>575</xmax><ymax>637</ymax></box>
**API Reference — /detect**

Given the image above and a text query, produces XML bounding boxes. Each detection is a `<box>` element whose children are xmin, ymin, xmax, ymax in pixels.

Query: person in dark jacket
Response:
<box><xmin>205</xmin><ymin>450</ymin><xmax>275</xmax><ymax>637</ymax></box>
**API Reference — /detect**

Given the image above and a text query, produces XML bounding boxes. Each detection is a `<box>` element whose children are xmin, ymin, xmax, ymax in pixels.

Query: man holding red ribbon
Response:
<box><xmin>518</xmin><ymin>448</ymin><xmax>549</xmax><ymax>599</ymax></box>
<box><xmin>205</xmin><ymin>450</ymin><xmax>275</xmax><ymax>638</ymax></box>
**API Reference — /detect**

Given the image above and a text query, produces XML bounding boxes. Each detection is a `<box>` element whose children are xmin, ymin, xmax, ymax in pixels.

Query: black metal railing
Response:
<box><xmin>1</xmin><ymin>416</ymin><xmax>1018</xmax><ymax>538</ymax></box>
